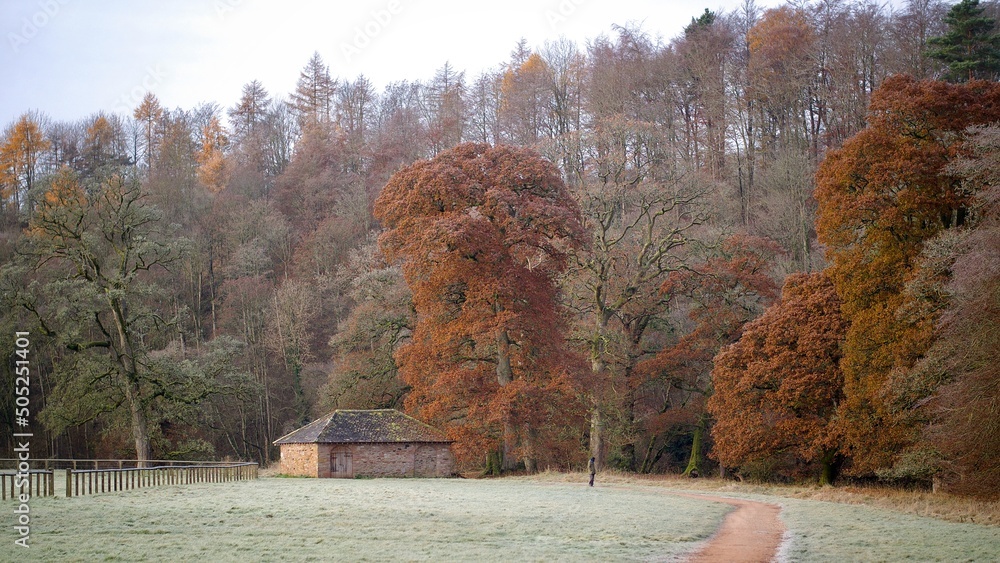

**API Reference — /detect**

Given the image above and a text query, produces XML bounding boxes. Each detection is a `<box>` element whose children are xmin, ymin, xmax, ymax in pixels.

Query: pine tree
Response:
<box><xmin>927</xmin><ymin>0</ymin><xmax>1000</xmax><ymax>81</ymax></box>
<box><xmin>290</xmin><ymin>52</ymin><xmax>335</xmax><ymax>126</ymax></box>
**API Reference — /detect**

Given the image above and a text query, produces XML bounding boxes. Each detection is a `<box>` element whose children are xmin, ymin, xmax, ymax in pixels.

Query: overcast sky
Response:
<box><xmin>1</xmin><ymin>0</ymin><xmax>789</xmax><ymax>127</ymax></box>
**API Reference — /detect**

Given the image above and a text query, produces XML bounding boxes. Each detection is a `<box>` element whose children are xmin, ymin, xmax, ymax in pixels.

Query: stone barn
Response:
<box><xmin>273</xmin><ymin>409</ymin><xmax>456</xmax><ymax>478</ymax></box>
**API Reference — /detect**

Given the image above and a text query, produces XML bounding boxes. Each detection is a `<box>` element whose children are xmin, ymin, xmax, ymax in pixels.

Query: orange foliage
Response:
<box><xmin>374</xmin><ymin>143</ymin><xmax>585</xmax><ymax>468</ymax></box>
<box><xmin>0</xmin><ymin>113</ymin><xmax>50</xmax><ymax>209</ymax></box>
<box><xmin>499</xmin><ymin>52</ymin><xmax>553</xmax><ymax>145</ymax></box>
<box><xmin>815</xmin><ymin>76</ymin><xmax>1000</xmax><ymax>475</ymax></box>
<box><xmin>196</xmin><ymin>116</ymin><xmax>230</xmax><ymax>193</ymax></box>
<box><xmin>747</xmin><ymin>6</ymin><xmax>814</xmax><ymax>66</ymax></box>
<box><xmin>133</xmin><ymin>92</ymin><xmax>163</xmax><ymax>165</ymax></box>
<box><xmin>747</xmin><ymin>6</ymin><xmax>815</xmax><ymax>103</ymax></box>
<box><xmin>708</xmin><ymin>272</ymin><xmax>847</xmax><ymax>481</ymax></box>
<box><xmin>85</xmin><ymin>115</ymin><xmax>115</xmax><ymax>151</ymax></box>
<box><xmin>28</xmin><ymin>166</ymin><xmax>86</xmax><ymax>240</ymax></box>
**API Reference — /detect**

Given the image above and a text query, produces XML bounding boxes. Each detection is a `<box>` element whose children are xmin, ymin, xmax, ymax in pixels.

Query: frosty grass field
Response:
<box><xmin>6</xmin><ymin>474</ymin><xmax>999</xmax><ymax>561</ymax></box>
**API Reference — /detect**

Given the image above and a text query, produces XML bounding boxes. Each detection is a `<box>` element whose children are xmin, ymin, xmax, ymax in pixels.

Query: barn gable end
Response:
<box><xmin>278</xmin><ymin>443</ymin><xmax>320</xmax><ymax>477</ymax></box>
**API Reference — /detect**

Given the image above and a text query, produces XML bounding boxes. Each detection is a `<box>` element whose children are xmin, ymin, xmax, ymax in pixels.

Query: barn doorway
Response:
<box><xmin>330</xmin><ymin>451</ymin><xmax>353</xmax><ymax>478</ymax></box>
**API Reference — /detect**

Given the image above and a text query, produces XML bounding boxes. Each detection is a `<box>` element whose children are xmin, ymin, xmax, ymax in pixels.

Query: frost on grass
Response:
<box><xmin>14</xmin><ymin>477</ymin><xmax>998</xmax><ymax>561</ymax></box>
<box><xmin>768</xmin><ymin>496</ymin><xmax>1000</xmax><ymax>563</ymax></box>
<box><xmin>13</xmin><ymin>479</ymin><xmax>728</xmax><ymax>561</ymax></box>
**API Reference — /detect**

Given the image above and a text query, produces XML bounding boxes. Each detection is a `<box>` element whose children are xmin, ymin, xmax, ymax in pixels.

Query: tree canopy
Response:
<box><xmin>927</xmin><ymin>0</ymin><xmax>1000</xmax><ymax>82</ymax></box>
<box><xmin>708</xmin><ymin>271</ymin><xmax>846</xmax><ymax>484</ymax></box>
<box><xmin>374</xmin><ymin>143</ymin><xmax>585</xmax><ymax>469</ymax></box>
<box><xmin>816</xmin><ymin>75</ymin><xmax>1000</xmax><ymax>476</ymax></box>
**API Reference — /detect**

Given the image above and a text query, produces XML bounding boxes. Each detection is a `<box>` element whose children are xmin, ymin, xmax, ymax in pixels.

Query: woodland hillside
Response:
<box><xmin>2</xmin><ymin>0</ymin><xmax>999</xmax><ymax>497</ymax></box>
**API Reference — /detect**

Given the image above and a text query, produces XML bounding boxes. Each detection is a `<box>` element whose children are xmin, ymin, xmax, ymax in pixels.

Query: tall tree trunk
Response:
<box><xmin>590</xmin><ymin>409</ymin><xmax>605</xmax><ymax>470</ymax></box>
<box><xmin>640</xmin><ymin>435</ymin><xmax>658</xmax><ymax>474</ymax></box>
<box><xmin>522</xmin><ymin>423</ymin><xmax>537</xmax><ymax>473</ymax></box>
<box><xmin>109</xmin><ymin>296</ymin><xmax>152</xmax><ymax>465</ymax></box>
<box><xmin>196</xmin><ymin>270</ymin><xmax>203</xmax><ymax>349</ymax></box>
<box><xmin>640</xmin><ymin>431</ymin><xmax>674</xmax><ymax>474</ymax></box>
<box><xmin>291</xmin><ymin>356</ymin><xmax>307</xmax><ymax>427</ymax></box>
<box><xmin>122</xmin><ymin>378</ymin><xmax>152</xmax><ymax>466</ymax></box>
<box><xmin>209</xmin><ymin>252</ymin><xmax>218</xmax><ymax>338</ymax></box>
<box><xmin>589</xmin><ymin>312</ymin><xmax>610</xmax><ymax>469</ymax></box>
<box><xmin>496</xmin><ymin>330</ymin><xmax>517</xmax><ymax>472</ymax></box>
<box><xmin>682</xmin><ymin>415</ymin><xmax>706</xmax><ymax>478</ymax></box>
<box><xmin>819</xmin><ymin>450</ymin><xmax>838</xmax><ymax>486</ymax></box>
<box><xmin>799</xmin><ymin>195</ymin><xmax>812</xmax><ymax>272</ymax></box>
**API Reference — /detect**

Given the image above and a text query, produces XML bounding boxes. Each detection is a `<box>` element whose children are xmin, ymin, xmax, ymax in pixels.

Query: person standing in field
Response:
<box><xmin>588</xmin><ymin>457</ymin><xmax>596</xmax><ymax>487</ymax></box>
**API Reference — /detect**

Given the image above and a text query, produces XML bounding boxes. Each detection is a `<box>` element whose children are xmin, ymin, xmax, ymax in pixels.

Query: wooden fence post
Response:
<box><xmin>42</xmin><ymin>460</ymin><xmax>257</xmax><ymax>499</ymax></box>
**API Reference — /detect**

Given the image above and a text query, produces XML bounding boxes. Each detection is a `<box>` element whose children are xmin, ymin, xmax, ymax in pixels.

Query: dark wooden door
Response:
<box><xmin>330</xmin><ymin>451</ymin><xmax>353</xmax><ymax>478</ymax></box>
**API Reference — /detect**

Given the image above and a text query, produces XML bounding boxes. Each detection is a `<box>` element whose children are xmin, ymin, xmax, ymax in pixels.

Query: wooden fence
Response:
<box><xmin>65</xmin><ymin>462</ymin><xmax>258</xmax><ymax>497</ymax></box>
<box><xmin>0</xmin><ymin>458</ymin><xmax>252</xmax><ymax>471</ymax></box>
<box><xmin>1</xmin><ymin>470</ymin><xmax>55</xmax><ymax>500</ymax></box>
<box><xmin>0</xmin><ymin>459</ymin><xmax>258</xmax><ymax>499</ymax></box>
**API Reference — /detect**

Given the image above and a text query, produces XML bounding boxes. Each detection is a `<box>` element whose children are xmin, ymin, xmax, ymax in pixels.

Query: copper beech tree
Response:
<box><xmin>815</xmin><ymin>76</ymin><xmax>1000</xmax><ymax>476</ymax></box>
<box><xmin>374</xmin><ymin>143</ymin><xmax>585</xmax><ymax>471</ymax></box>
<box><xmin>708</xmin><ymin>272</ymin><xmax>847</xmax><ymax>484</ymax></box>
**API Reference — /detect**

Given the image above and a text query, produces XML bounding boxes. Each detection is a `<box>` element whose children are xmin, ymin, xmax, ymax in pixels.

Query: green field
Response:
<box><xmin>3</xmin><ymin>476</ymin><xmax>998</xmax><ymax>561</ymax></box>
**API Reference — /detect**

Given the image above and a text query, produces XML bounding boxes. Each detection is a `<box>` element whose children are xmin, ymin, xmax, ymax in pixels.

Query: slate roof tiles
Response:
<box><xmin>273</xmin><ymin>409</ymin><xmax>451</xmax><ymax>445</ymax></box>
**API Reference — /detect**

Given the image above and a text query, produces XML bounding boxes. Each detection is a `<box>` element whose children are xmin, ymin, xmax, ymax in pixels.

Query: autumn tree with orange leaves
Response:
<box><xmin>0</xmin><ymin>112</ymin><xmax>50</xmax><ymax>212</ymax></box>
<box><xmin>374</xmin><ymin>143</ymin><xmax>585</xmax><ymax>472</ymax></box>
<box><xmin>747</xmin><ymin>5</ymin><xmax>817</xmax><ymax>154</ymax></box>
<box><xmin>815</xmin><ymin>76</ymin><xmax>1000</xmax><ymax>477</ymax></box>
<box><xmin>196</xmin><ymin>116</ymin><xmax>230</xmax><ymax>193</ymax></box>
<box><xmin>709</xmin><ymin>271</ymin><xmax>847</xmax><ymax>484</ymax></box>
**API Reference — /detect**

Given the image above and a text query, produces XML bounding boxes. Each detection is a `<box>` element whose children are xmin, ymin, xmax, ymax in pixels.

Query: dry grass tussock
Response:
<box><xmin>511</xmin><ymin>470</ymin><xmax>1000</xmax><ymax>526</ymax></box>
<box><xmin>258</xmin><ymin>464</ymin><xmax>283</xmax><ymax>478</ymax></box>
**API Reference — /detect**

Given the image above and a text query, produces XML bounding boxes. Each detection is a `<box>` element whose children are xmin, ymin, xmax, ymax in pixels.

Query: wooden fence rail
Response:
<box><xmin>66</xmin><ymin>462</ymin><xmax>258</xmax><ymax>497</ymax></box>
<box><xmin>0</xmin><ymin>458</ymin><xmax>256</xmax><ymax>471</ymax></box>
<box><xmin>1</xmin><ymin>470</ymin><xmax>55</xmax><ymax>500</ymax></box>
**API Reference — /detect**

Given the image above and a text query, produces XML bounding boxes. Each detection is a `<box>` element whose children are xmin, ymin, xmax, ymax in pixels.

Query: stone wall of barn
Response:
<box><xmin>279</xmin><ymin>443</ymin><xmax>319</xmax><ymax>477</ymax></box>
<box><xmin>315</xmin><ymin>443</ymin><xmax>455</xmax><ymax>478</ymax></box>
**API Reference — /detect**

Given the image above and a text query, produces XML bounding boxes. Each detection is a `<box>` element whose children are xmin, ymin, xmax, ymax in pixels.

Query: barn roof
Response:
<box><xmin>273</xmin><ymin>409</ymin><xmax>451</xmax><ymax>445</ymax></box>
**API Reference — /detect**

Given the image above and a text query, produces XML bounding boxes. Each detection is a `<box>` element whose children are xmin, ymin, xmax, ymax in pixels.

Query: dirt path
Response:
<box><xmin>674</xmin><ymin>492</ymin><xmax>786</xmax><ymax>563</ymax></box>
